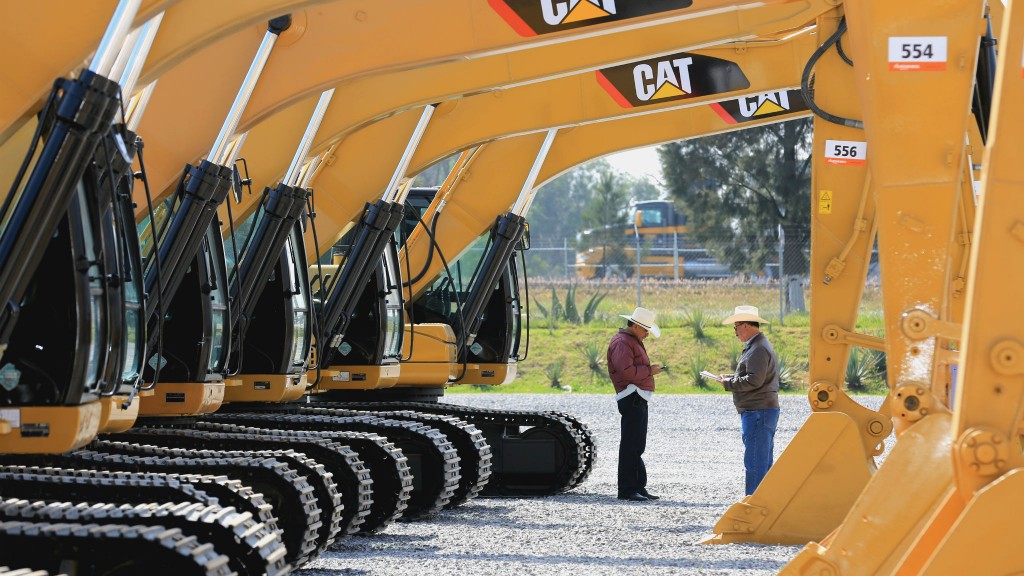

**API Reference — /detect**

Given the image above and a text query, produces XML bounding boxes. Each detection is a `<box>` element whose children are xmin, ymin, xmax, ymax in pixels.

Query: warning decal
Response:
<box><xmin>818</xmin><ymin>190</ymin><xmax>833</xmax><ymax>214</ymax></box>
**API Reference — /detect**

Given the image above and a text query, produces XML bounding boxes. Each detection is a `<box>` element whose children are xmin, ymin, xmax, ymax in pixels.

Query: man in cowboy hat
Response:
<box><xmin>607</xmin><ymin>306</ymin><xmax>665</xmax><ymax>502</ymax></box>
<box><xmin>716</xmin><ymin>305</ymin><xmax>780</xmax><ymax>495</ymax></box>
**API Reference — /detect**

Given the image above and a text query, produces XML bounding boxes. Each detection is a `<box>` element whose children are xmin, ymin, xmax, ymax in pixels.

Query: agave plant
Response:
<box><xmin>563</xmin><ymin>284</ymin><xmax>581</xmax><ymax>324</ymax></box>
<box><xmin>582</xmin><ymin>291</ymin><xmax>607</xmax><ymax>325</ymax></box>
<box><xmin>845</xmin><ymin>347</ymin><xmax>880</xmax><ymax>392</ymax></box>
<box><xmin>776</xmin><ymin>351</ymin><xmax>805</xmax><ymax>391</ymax></box>
<box><xmin>580</xmin><ymin>342</ymin><xmax>607</xmax><ymax>384</ymax></box>
<box><xmin>727</xmin><ymin>339</ymin><xmax>742</xmax><ymax>370</ymax></box>
<box><xmin>687</xmin><ymin>349</ymin><xmax>713</xmax><ymax>390</ymax></box>
<box><xmin>545</xmin><ymin>358</ymin><xmax>571</xmax><ymax>392</ymax></box>
<box><xmin>683</xmin><ymin>308</ymin><xmax>709</xmax><ymax>342</ymax></box>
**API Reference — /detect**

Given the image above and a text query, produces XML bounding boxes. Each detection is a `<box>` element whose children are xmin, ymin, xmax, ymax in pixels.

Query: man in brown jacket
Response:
<box><xmin>716</xmin><ymin>305</ymin><xmax>780</xmax><ymax>495</ymax></box>
<box><xmin>607</xmin><ymin>306</ymin><xmax>664</xmax><ymax>502</ymax></box>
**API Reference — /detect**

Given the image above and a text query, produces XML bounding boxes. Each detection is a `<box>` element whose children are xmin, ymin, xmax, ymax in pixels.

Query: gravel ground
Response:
<box><xmin>298</xmin><ymin>393</ymin><xmax>885</xmax><ymax>575</ymax></box>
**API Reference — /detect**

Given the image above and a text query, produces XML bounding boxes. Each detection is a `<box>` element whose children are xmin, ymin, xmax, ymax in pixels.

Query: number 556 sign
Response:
<box><xmin>824</xmin><ymin>140</ymin><xmax>867</xmax><ymax>166</ymax></box>
<box><xmin>889</xmin><ymin>36</ymin><xmax>947</xmax><ymax>71</ymax></box>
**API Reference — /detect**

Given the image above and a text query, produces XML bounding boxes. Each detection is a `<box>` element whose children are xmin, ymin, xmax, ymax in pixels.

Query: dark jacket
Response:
<box><xmin>723</xmin><ymin>332</ymin><xmax>780</xmax><ymax>413</ymax></box>
<box><xmin>607</xmin><ymin>328</ymin><xmax>655</xmax><ymax>394</ymax></box>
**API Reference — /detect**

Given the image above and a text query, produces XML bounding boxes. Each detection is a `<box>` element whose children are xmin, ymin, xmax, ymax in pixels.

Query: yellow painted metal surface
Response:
<box><xmin>782</xmin><ymin>413</ymin><xmax>956</xmax><ymax>575</ymax></box>
<box><xmin>707</xmin><ymin>412</ymin><xmax>873</xmax><ymax>545</ymax></box>
<box><xmin>891</xmin><ymin>3</ymin><xmax>1024</xmax><ymax>572</ymax></box>
<box><xmin>781</xmin><ymin>0</ymin><xmax>990</xmax><ymax>571</ymax></box>
<box><xmin>398</xmin><ymin>324</ymin><xmax>459</xmax><ymax>387</ymax></box>
<box><xmin>96</xmin><ymin>395</ymin><xmax>140</xmax><ymax>434</ymax></box>
<box><xmin>222</xmin><ymin>373</ymin><xmax>307</xmax><ymax>403</ymax></box>
<box><xmin>0</xmin><ymin>0</ymin><xmax>343</xmax><ymax>144</ymax></box>
<box><xmin>141</xmin><ymin>0</ymin><xmax>828</xmax><ymax>217</ymax></box>
<box><xmin>273</xmin><ymin>33</ymin><xmax>816</xmax><ymax>263</ymax></box>
<box><xmin>403</xmin><ymin>88</ymin><xmax>811</xmax><ymax>300</ymax></box>
<box><xmin>309</xmin><ymin>364</ymin><xmax>400</xmax><ymax>391</ymax></box>
<box><xmin>0</xmin><ymin>403</ymin><xmax>102</xmax><ymax>453</ymax></box>
<box><xmin>137</xmin><ymin>382</ymin><xmax>225</xmax><ymax>416</ymax></box>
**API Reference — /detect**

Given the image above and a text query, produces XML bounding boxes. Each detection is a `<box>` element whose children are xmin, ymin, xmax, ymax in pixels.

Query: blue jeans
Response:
<box><xmin>741</xmin><ymin>408</ymin><xmax>780</xmax><ymax>495</ymax></box>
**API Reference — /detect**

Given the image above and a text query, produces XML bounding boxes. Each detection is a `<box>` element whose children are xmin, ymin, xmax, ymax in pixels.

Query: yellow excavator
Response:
<box><xmin>2</xmin><ymin>0</ymin><xmax>1015</xmax><ymax>569</ymax></box>
<box><xmin>0</xmin><ymin>1</ymin><xmax>835</xmax><ymax>572</ymax></box>
<box><xmin>179</xmin><ymin>3</ymin><xmax>826</xmax><ymax>503</ymax></box>
<box><xmin>778</xmin><ymin>0</ymin><xmax>1024</xmax><ymax>574</ymax></box>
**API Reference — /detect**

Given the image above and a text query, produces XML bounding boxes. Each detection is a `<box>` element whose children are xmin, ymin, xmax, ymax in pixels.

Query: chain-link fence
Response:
<box><xmin>521</xmin><ymin>227</ymin><xmax>879</xmax><ymax>321</ymax></box>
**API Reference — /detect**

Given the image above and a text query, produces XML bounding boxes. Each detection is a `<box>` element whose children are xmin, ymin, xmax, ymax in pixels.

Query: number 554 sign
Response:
<box><xmin>824</xmin><ymin>140</ymin><xmax>867</xmax><ymax>166</ymax></box>
<box><xmin>889</xmin><ymin>36</ymin><xmax>947</xmax><ymax>71</ymax></box>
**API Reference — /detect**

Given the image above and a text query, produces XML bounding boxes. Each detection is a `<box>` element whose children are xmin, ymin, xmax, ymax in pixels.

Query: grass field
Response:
<box><xmin>449</xmin><ymin>278</ymin><xmax>888</xmax><ymax>395</ymax></box>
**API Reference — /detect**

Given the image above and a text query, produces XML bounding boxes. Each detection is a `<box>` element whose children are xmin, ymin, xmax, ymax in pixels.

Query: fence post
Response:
<box><xmin>778</xmin><ymin>224</ymin><xmax>785</xmax><ymax>327</ymax></box>
<box><xmin>673</xmin><ymin>231</ymin><xmax>680</xmax><ymax>281</ymax></box>
<box><xmin>634</xmin><ymin>223</ymin><xmax>642</xmax><ymax>306</ymax></box>
<box><xmin>563</xmin><ymin>237</ymin><xmax>569</xmax><ymax>278</ymax></box>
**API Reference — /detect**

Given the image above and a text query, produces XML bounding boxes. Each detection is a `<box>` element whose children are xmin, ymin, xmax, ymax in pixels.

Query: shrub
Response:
<box><xmin>776</xmin><ymin>351</ymin><xmax>805</xmax><ymax>391</ymax></box>
<box><xmin>727</xmin><ymin>339</ymin><xmax>742</xmax><ymax>370</ymax></box>
<box><xmin>687</xmin><ymin>349</ymin><xmax>713</xmax><ymax>390</ymax></box>
<box><xmin>564</xmin><ymin>284</ymin><xmax>581</xmax><ymax>324</ymax></box>
<box><xmin>580</xmin><ymin>342</ymin><xmax>607</xmax><ymax>384</ymax></box>
<box><xmin>545</xmin><ymin>359</ymin><xmax>570</xmax><ymax>391</ymax></box>
<box><xmin>683</xmin><ymin>308</ymin><xmax>709</xmax><ymax>342</ymax></box>
<box><xmin>846</xmin><ymin>347</ymin><xmax>880</xmax><ymax>392</ymax></box>
<box><xmin>582</xmin><ymin>291</ymin><xmax>608</xmax><ymax>324</ymax></box>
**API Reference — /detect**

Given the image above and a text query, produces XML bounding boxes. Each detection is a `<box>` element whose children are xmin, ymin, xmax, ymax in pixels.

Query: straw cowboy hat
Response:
<box><xmin>722</xmin><ymin>305</ymin><xmax>769</xmax><ymax>325</ymax></box>
<box><xmin>620</xmin><ymin>306</ymin><xmax>660</xmax><ymax>337</ymax></box>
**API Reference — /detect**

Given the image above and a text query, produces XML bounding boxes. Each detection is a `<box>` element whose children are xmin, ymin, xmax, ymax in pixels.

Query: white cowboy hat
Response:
<box><xmin>620</xmin><ymin>306</ymin><xmax>660</xmax><ymax>337</ymax></box>
<box><xmin>722</xmin><ymin>305</ymin><xmax>769</xmax><ymax>325</ymax></box>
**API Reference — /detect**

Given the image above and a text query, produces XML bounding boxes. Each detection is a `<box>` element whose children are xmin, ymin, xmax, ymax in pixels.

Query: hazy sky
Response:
<box><xmin>604</xmin><ymin>145</ymin><xmax>663</xmax><ymax>185</ymax></box>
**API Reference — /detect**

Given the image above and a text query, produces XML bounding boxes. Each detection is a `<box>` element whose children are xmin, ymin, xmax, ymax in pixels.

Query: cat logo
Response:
<box><xmin>632</xmin><ymin>57</ymin><xmax>694</xmax><ymax>102</ymax></box>
<box><xmin>541</xmin><ymin>0</ymin><xmax>618</xmax><ymax>25</ymax></box>
<box><xmin>489</xmin><ymin>0</ymin><xmax>693</xmax><ymax>37</ymax></box>
<box><xmin>709</xmin><ymin>89</ymin><xmax>810</xmax><ymax>125</ymax></box>
<box><xmin>596</xmin><ymin>51</ymin><xmax>750</xmax><ymax>109</ymax></box>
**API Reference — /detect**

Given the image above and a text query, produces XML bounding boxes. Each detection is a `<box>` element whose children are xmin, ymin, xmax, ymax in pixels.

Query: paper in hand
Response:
<box><xmin>700</xmin><ymin>370</ymin><xmax>722</xmax><ymax>381</ymax></box>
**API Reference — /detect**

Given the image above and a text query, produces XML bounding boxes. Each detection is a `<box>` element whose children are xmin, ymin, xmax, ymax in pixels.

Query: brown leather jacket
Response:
<box><xmin>607</xmin><ymin>328</ymin><xmax>655</xmax><ymax>394</ymax></box>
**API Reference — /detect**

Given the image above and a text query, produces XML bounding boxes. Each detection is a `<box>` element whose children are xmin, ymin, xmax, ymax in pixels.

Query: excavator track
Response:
<box><xmin>27</xmin><ymin>446</ymin><xmax>322</xmax><ymax>569</ymax></box>
<box><xmin>0</xmin><ymin>464</ymin><xmax>287</xmax><ymax>574</ymax></box>
<box><xmin>197</xmin><ymin>417</ymin><xmax>412</xmax><ymax>532</ymax></box>
<box><xmin>208</xmin><ymin>410</ymin><xmax>460</xmax><ymax>519</ymax></box>
<box><xmin>1</xmin><ymin>497</ymin><xmax>288</xmax><ymax>576</ymax></box>
<box><xmin>343</xmin><ymin>402</ymin><xmax>591</xmax><ymax>496</ymax></box>
<box><xmin>306</xmin><ymin>403</ymin><xmax>491</xmax><ymax>508</ymax></box>
<box><xmin>0</xmin><ymin>566</ymin><xmax>50</xmax><ymax>576</ymax></box>
<box><xmin>0</xmin><ymin>519</ymin><xmax>234</xmax><ymax>576</ymax></box>
<box><xmin>80</xmin><ymin>440</ymin><xmax>326</xmax><ymax>567</ymax></box>
<box><xmin>545</xmin><ymin>410</ymin><xmax>597</xmax><ymax>490</ymax></box>
<box><xmin>0</xmin><ymin>465</ymin><xmax>281</xmax><ymax>536</ymax></box>
<box><xmin>96</xmin><ymin>436</ymin><xmax>344</xmax><ymax>557</ymax></box>
<box><xmin>114</xmin><ymin>425</ymin><xmax>373</xmax><ymax>536</ymax></box>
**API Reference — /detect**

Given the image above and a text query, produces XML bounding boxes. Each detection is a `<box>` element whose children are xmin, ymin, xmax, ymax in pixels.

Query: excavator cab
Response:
<box><xmin>309</xmin><ymin>222</ymin><xmax>405</xmax><ymax>392</ymax></box>
<box><xmin>137</xmin><ymin>190</ymin><xmax>232</xmax><ymax>415</ymax></box>
<box><xmin>402</xmin><ymin>186</ymin><xmax>524</xmax><ymax>387</ymax></box>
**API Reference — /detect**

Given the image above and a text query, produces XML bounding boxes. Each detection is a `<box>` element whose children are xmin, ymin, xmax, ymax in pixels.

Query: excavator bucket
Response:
<box><xmin>705</xmin><ymin>412</ymin><xmax>873</xmax><ymax>545</ymax></box>
<box><xmin>780</xmin><ymin>413</ymin><xmax>955</xmax><ymax>576</ymax></box>
<box><xmin>910</xmin><ymin>469</ymin><xmax>1024</xmax><ymax>575</ymax></box>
